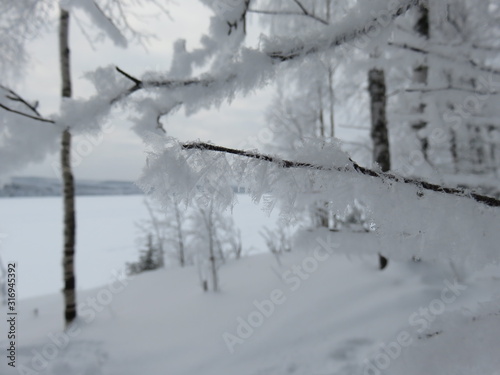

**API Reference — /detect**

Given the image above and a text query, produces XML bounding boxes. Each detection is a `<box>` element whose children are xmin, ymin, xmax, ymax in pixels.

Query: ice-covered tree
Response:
<box><xmin>127</xmin><ymin>233</ymin><xmax>163</xmax><ymax>275</ymax></box>
<box><xmin>188</xmin><ymin>201</ymin><xmax>241</xmax><ymax>292</ymax></box>
<box><xmin>137</xmin><ymin>196</ymin><xmax>191</xmax><ymax>268</ymax></box>
<box><xmin>260</xmin><ymin>221</ymin><xmax>292</xmax><ymax>265</ymax></box>
<box><xmin>389</xmin><ymin>0</ymin><xmax>500</xmax><ymax>186</ymax></box>
<box><xmin>252</xmin><ymin>0</ymin><xmax>392</xmax><ymax>268</ymax></box>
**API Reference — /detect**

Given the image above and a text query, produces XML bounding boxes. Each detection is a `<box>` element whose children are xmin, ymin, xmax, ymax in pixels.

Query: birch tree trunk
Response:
<box><xmin>207</xmin><ymin>209</ymin><xmax>218</xmax><ymax>292</ymax></box>
<box><xmin>368</xmin><ymin>67</ymin><xmax>390</xmax><ymax>270</ymax></box>
<box><xmin>59</xmin><ymin>7</ymin><xmax>77</xmax><ymax>327</ymax></box>
<box><xmin>412</xmin><ymin>2</ymin><xmax>430</xmax><ymax>161</ymax></box>
<box><xmin>174</xmin><ymin>203</ymin><xmax>185</xmax><ymax>267</ymax></box>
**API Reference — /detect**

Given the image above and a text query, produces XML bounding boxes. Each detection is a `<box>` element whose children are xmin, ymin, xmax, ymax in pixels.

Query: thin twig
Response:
<box><xmin>388</xmin><ymin>42</ymin><xmax>500</xmax><ymax>77</ymax></box>
<box><xmin>0</xmin><ymin>103</ymin><xmax>55</xmax><ymax>124</ymax></box>
<box><xmin>405</xmin><ymin>87</ymin><xmax>499</xmax><ymax>95</ymax></box>
<box><xmin>291</xmin><ymin>0</ymin><xmax>328</xmax><ymax>24</ymax></box>
<box><xmin>0</xmin><ymin>84</ymin><xmax>42</xmax><ymax>117</ymax></box>
<box><xmin>248</xmin><ymin>9</ymin><xmax>328</xmax><ymax>25</ymax></box>
<box><xmin>115</xmin><ymin>66</ymin><xmax>141</xmax><ymax>85</ymax></box>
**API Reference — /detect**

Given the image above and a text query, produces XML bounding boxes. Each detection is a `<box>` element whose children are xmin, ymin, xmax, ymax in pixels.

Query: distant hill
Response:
<box><xmin>0</xmin><ymin>176</ymin><xmax>143</xmax><ymax>197</ymax></box>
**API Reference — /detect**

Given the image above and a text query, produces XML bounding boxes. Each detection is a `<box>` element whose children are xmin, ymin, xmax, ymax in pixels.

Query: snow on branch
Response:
<box><xmin>182</xmin><ymin>142</ymin><xmax>500</xmax><ymax>208</ymax></box>
<box><xmin>111</xmin><ymin>0</ymin><xmax>420</xmax><ymax>105</ymax></box>
<box><xmin>140</xmin><ymin>137</ymin><xmax>500</xmax><ymax>270</ymax></box>
<box><xmin>112</xmin><ymin>67</ymin><xmax>220</xmax><ymax>103</ymax></box>
<box><xmin>265</xmin><ymin>0</ymin><xmax>420</xmax><ymax>61</ymax></box>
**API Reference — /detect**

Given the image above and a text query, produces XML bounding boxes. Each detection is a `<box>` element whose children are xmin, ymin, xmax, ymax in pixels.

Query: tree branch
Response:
<box><xmin>248</xmin><ymin>8</ymin><xmax>328</xmax><ymax>25</ymax></box>
<box><xmin>250</xmin><ymin>0</ymin><xmax>329</xmax><ymax>25</ymax></box>
<box><xmin>388</xmin><ymin>42</ymin><xmax>500</xmax><ymax>76</ymax></box>
<box><xmin>112</xmin><ymin>66</ymin><xmax>220</xmax><ymax>103</ymax></box>
<box><xmin>0</xmin><ymin>103</ymin><xmax>55</xmax><ymax>124</ymax></box>
<box><xmin>182</xmin><ymin>142</ymin><xmax>500</xmax><ymax>208</ymax></box>
<box><xmin>405</xmin><ymin>86</ymin><xmax>500</xmax><ymax>96</ymax></box>
<box><xmin>0</xmin><ymin>84</ymin><xmax>42</xmax><ymax>117</ymax></box>
<box><xmin>290</xmin><ymin>0</ymin><xmax>328</xmax><ymax>25</ymax></box>
<box><xmin>112</xmin><ymin>1</ymin><xmax>418</xmax><ymax>103</ymax></box>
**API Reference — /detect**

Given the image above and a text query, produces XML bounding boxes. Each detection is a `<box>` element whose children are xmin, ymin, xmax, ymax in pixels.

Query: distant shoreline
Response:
<box><xmin>0</xmin><ymin>176</ymin><xmax>143</xmax><ymax>198</ymax></box>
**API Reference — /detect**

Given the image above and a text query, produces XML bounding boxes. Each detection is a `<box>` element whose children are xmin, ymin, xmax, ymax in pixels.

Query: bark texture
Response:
<box><xmin>60</xmin><ymin>7</ymin><xmax>77</xmax><ymax>327</ymax></box>
<box><xmin>368</xmin><ymin>67</ymin><xmax>390</xmax><ymax>270</ymax></box>
<box><xmin>412</xmin><ymin>2</ymin><xmax>430</xmax><ymax>161</ymax></box>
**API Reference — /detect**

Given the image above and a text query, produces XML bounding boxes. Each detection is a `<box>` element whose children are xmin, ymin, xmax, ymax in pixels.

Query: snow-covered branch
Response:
<box><xmin>182</xmin><ymin>141</ymin><xmax>500</xmax><ymax>208</ymax></box>
<box><xmin>112</xmin><ymin>66</ymin><xmax>220</xmax><ymax>103</ymax></box>
<box><xmin>111</xmin><ymin>0</ymin><xmax>419</xmax><ymax>105</ymax></box>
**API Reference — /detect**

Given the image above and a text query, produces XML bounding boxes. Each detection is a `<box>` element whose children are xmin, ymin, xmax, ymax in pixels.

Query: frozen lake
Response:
<box><xmin>0</xmin><ymin>194</ymin><xmax>278</xmax><ymax>299</ymax></box>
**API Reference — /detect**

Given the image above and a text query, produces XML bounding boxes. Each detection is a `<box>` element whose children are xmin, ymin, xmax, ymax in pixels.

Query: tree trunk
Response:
<box><xmin>328</xmin><ymin>65</ymin><xmax>335</xmax><ymax>138</ymax></box>
<box><xmin>369</xmin><ymin>69</ymin><xmax>391</xmax><ymax>173</ymax></box>
<box><xmin>368</xmin><ymin>67</ymin><xmax>390</xmax><ymax>270</ymax></box>
<box><xmin>207</xmin><ymin>210</ymin><xmax>218</xmax><ymax>292</ymax></box>
<box><xmin>174</xmin><ymin>203</ymin><xmax>185</xmax><ymax>267</ymax></box>
<box><xmin>59</xmin><ymin>7</ymin><xmax>77</xmax><ymax>327</ymax></box>
<box><xmin>412</xmin><ymin>2</ymin><xmax>430</xmax><ymax>162</ymax></box>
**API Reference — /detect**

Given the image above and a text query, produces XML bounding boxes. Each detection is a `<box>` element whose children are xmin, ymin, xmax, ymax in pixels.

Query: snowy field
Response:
<box><xmin>0</xmin><ymin>194</ymin><xmax>278</xmax><ymax>299</ymax></box>
<box><xmin>0</xmin><ymin>193</ymin><xmax>499</xmax><ymax>375</ymax></box>
<box><xmin>0</xmin><ymin>237</ymin><xmax>498</xmax><ymax>374</ymax></box>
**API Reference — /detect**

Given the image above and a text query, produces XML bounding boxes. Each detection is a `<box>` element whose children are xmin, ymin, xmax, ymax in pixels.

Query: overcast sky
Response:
<box><xmin>15</xmin><ymin>0</ymin><xmax>274</xmax><ymax>182</ymax></box>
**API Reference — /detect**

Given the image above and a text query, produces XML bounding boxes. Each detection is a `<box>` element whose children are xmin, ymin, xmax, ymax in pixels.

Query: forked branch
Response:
<box><xmin>0</xmin><ymin>84</ymin><xmax>54</xmax><ymax>124</ymax></box>
<box><xmin>0</xmin><ymin>103</ymin><xmax>55</xmax><ymax>124</ymax></box>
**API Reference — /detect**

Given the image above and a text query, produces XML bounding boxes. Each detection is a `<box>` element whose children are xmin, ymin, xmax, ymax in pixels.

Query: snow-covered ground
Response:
<box><xmin>0</xmin><ymin>195</ymin><xmax>499</xmax><ymax>374</ymax></box>
<box><xmin>0</xmin><ymin>240</ymin><xmax>498</xmax><ymax>374</ymax></box>
<box><xmin>0</xmin><ymin>194</ymin><xmax>278</xmax><ymax>299</ymax></box>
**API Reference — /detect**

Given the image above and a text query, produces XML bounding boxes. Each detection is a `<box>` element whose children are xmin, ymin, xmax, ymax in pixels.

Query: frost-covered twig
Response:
<box><xmin>182</xmin><ymin>142</ymin><xmax>500</xmax><ymax>208</ymax></box>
